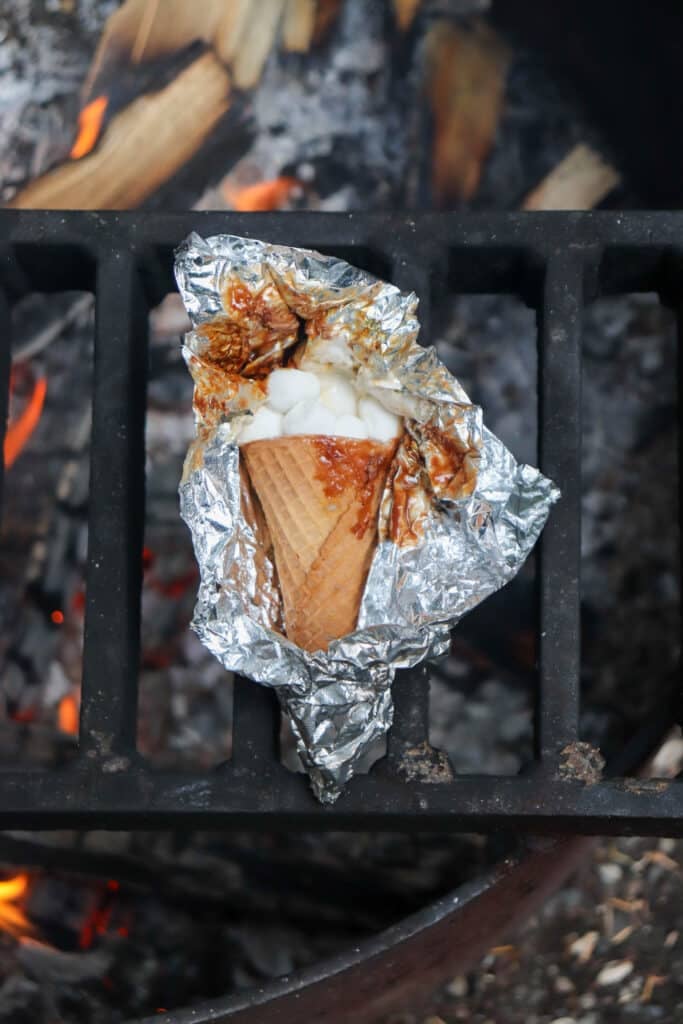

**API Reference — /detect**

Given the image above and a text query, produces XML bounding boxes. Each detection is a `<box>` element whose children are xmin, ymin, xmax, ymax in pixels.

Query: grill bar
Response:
<box><xmin>535</xmin><ymin>253</ymin><xmax>583</xmax><ymax>762</ymax></box>
<box><xmin>80</xmin><ymin>250</ymin><xmax>147</xmax><ymax>760</ymax></box>
<box><xmin>0</xmin><ymin>768</ymin><xmax>679</xmax><ymax>834</ymax></box>
<box><xmin>387</xmin><ymin>666</ymin><xmax>431</xmax><ymax>765</ymax></box>
<box><xmin>0</xmin><ymin>210</ymin><xmax>679</xmax><ymax>834</ymax></box>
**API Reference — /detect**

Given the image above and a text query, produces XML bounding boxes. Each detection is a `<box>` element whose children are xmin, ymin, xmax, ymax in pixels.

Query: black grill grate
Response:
<box><xmin>0</xmin><ymin>210</ymin><xmax>680</xmax><ymax>834</ymax></box>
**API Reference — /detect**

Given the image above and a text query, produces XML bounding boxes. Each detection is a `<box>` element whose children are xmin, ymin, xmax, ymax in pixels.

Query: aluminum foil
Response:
<box><xmin>175</xmin><ymin>233</ymin><xmax>560</xmax><ymax>803</ymax></box>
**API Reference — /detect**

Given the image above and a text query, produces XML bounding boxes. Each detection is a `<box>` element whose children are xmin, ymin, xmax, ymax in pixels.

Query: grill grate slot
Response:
<box><xmin>0</xmin><ymin>210</ymin><xmax>680</xmax><ymax>834</ymax></box>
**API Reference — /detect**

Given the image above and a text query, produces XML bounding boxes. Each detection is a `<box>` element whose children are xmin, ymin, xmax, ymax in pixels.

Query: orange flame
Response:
<box><xmin>70</xmin><ymin>95</ymin><xmax>109</xmax><ymax>160</ymax></box>
<box><xmin>224</xmin><ymin>176</ymin><xmax>300</xmax><ymax>212</ymax></box>
<box><xmin>0</xmin><ymin>874</ymin><xmax>34</xmax><ymax>938</ymax></box>
<box><xmin>3</xmin><ymin>374</ymin><xmax>47</xmax><ymax>469</ymax></box>
<box><xmin>58</xmin><ymin>692</ymin><xmax>80</xmax><ymax>736</ymax></box>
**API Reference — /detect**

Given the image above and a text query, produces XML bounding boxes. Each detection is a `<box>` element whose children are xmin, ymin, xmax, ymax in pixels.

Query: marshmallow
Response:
<box><xmin>267</xmin><ymin>368</ymin><xmax>320</xmax><ymax>413</ymax></box>
<box><xmin>334</xmin><ymin>414</ymin><xmax>368</xmax><ymax>440</ymax></box>
<box><xmin>358</xmin><ymin>396</ymin><xmax>403</xmax><ymax>442</ymax></box>
<box><xmin>299</xmin><ymin>334</ymin><xmax>354</xmax><ymax>370</ymax></box>
<box><xmin>238</xmin><ymin>405</ymin><xmax>283</xmax><ymax>444</ymax></box>
<box><xmin>283</xmin><ymin>399</ymin><xmax>337</xmax><ymax>437</ymax></box>
<box><xmin>318</xmin><ymin>371</ymin><xmax>357</xmax><ymax>417</ymax></box>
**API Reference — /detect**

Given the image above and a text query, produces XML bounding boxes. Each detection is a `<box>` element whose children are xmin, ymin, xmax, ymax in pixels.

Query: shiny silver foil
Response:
<box><xmin>175</xmin><ymin>233</ymin><xmax>559</xmax><ymax>803</ymax></box>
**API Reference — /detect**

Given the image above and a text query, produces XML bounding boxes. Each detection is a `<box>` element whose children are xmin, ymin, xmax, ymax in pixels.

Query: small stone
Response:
<box><xmin>549</xmin><ymin>1018</ymin><xmax>577</xmax><ymax>1024</ymax></box>
<box><xmin>446</xmin><ymin>975</ymin><xmax>468</xmax><ymax>998</ymax></box>
<box><xmin>598</xmin><ymin>863</ymin><xmax>623</xmax><ymax>885</ymax></box>
<box><xmin>579</xmin><ymin>994</ymin><xmax>597</xmax><ymax>1009</ymax></box>
<box><xmin>555</xmin><ymin>975</ymin><xmax>576</xmax><ymax>994</ymax></box>
<box><xmin>596</xmin><ymin>959</ymin><xmax>634</xmax><ymax>987</ymax></box>
<box><xmin>618</xmin><ymin>976</ymin><xmax>644</xmax><ymax>1004</ymax></box>
<box><xmin>570</xmin><ymin>931</ymin><xmax>599</xmax><ymax>962</ymax></box>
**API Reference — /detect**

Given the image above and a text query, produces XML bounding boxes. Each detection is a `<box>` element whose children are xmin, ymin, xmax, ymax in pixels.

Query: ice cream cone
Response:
<box><xmin>241</xmin><ymin>435</ymin><xmax>397</xmax><ymax>651</ymax></box>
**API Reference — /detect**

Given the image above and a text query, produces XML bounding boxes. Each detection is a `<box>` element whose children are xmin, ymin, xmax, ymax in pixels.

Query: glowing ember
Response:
<box><xmin>70</xmin><ymin>95</ymin><xmax>109</xmax><ymax>159</ymax></box>
<box><xmin>58</xmin><ymin>691</ymin><xmax>80</xmax><ymax>736</ymax></box>
<box><xmin>0</xmin><ymin>874</ymin><xmax>35</xmax><ymax>938</ymax></box>
<box><xmin>224</xmin><ymin>176</ymin><xmax>300</xmax><ymax>212</ymax></box>
<box><xmin>3</xmin><ymin>374</ymin><xmax>47</xmax><ymax>468</ymax></box>
<box><xmin>79</xmin><ymin>882</ymin><xmax>123</xmax><ymax>950</ymax></box>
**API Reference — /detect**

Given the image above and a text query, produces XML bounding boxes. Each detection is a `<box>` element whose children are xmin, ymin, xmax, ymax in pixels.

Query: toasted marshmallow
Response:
<box><xmin>334</xmin><ymin>414</ymin><xmax>368</xmax><ymax>439</ymax></box>
<box><xmin>318</xmin><ymin>371</ymin><xmax>358</xmax><ymax>417</ymax></box>
<box><xmin>283</xmin><ymin>399</ymin><xmax>337</xmax><ymax>437</ymax></box>
<box><xmin>268</xmin><ymin>368</ymin><xmax>320</xmax><ymax>413</ymax></box>
<box><xmin>358</xmin><ymin>396</ymin><xmax>403</xmax><ymax>442</ymax></box>
<box><xmin>238</xmin><ymin>406</ymin><xmax>283</xmax><ymax>444</ymax></box>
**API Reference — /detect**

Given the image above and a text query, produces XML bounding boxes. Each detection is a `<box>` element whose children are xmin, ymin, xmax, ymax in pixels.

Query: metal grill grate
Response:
<box><xmin>0</xmin><ymin>210</ymin><xmax>680</xmax><ymax>834</ymax></box>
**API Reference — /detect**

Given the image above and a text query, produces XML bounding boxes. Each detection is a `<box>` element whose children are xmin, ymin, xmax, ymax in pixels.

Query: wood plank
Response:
<box><xmin>425</xmin><ymin>21</ymin><xmax>511</xmax><ymax>204</ymax></box>
<box><xmin>10</xmin><ymin>53</ymin><xmax>230</xmax><ymax>211</ymax></box>
<box><xmin>282</xmin><ymin>0</ymin><xmax>316</xmax><ymax>52</ymax></box>
<box><xmin>522</xmin><ymin>143</ymin><xmax>620</xmax><ymax>211</ymax></box>
<box><xmin>233</xmin><ymin>0</ymin><xmax>288</xmax><ymax>90</ymax></box>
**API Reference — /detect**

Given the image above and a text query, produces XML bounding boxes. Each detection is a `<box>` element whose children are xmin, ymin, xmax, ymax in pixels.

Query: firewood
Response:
<box><xmin>521</xmin><ymin>143</ymin><xmax>620</xmax><ymax>210</ymax></box>
<box><xmin>83</xmin><ymin>0</ymin><xmax>226</xmax><ymax>100</ymax></box>
<box><xmin>232</xmin><ymin>0</ymin><xmax>288</xmax><ymax>90</ymax></box>
<box><xmin>9</xmin><ymin>53</ymin><xmax>230</xmax><ymax>211</ymax></box>
<box><xmin>214</xmin><ymin>0</ymin><xmax>254</xmax><ymax>65</ymax></box>
<box><xmin>312</xmin><ymin>0</ymin><xmax>343</xmax><ymax>44</ymax></box>
<box><xmin>425</xmin><ymin>20</ymin><xmax>511</xmax><ymax>204</ymax></box>
<box><xmin>282</xmin><ymin>0</ymin><xmax>316</xmax><ymax>52</ymax></box>
<box><xmin>84</xmin><ymin>0</ymin><xmax>307</xmax><ymax>101</ymax></box>
<box><xmin>393</xmin><ymin>0</ymin><xmax>422</xmax><ymax>31</ymax></box>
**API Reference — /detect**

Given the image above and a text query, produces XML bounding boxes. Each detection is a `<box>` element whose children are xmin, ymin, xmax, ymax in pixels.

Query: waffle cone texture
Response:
<box><xmin>241</xmin><ymin>435</ymin><xmax>397</xmax><ymax>652</ymax></box>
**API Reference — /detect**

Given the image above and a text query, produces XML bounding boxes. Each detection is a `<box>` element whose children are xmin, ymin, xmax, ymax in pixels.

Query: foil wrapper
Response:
<box><xmin>175</xmin><ymin>233</ymin><xmax>560</xmax><ymax>803</ymax></box>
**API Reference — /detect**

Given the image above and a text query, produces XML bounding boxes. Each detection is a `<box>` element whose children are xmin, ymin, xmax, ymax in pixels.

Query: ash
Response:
<box><xmin>245</xmin><ymin>0</ymin><xmax>408</xmax><ymax>208</ymax></box>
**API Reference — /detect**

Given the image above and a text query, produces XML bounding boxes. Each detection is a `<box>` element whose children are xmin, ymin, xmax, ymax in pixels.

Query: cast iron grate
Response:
<box><xmin>0</xmin><ymin>210</ymin><xmax>680</xmax><ymax>834</ymax></box>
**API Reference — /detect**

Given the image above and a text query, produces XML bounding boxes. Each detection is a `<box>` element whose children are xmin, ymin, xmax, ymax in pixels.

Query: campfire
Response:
<box><xmin>0</xmin><ymin>1</ymin><xmax>679</xmax><ymax>1022</ymax></box>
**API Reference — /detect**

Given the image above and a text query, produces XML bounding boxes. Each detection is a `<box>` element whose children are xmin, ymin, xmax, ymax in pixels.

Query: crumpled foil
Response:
<box><xmin>175</xmin><ymin>233</ymin><xmax>560</xmax><ymax>803</ymax></box>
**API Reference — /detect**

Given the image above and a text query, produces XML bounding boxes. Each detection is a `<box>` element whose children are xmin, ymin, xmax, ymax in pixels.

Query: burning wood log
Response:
<box><xmin>282</xmin><ymin>0</ymin><xmax>317</xmax><ymax>52</ymax></box>
<box><xmin>393</xmin><ymin>0</ymin><xmax>422</xmax><ymax>31</ymax></box>
<box><xmin>522</xmin><ymin>143</ymin><xmax>621</xmax><ymax>210</ymax></box>
<box><xmin>232</xmin><ymin>0</ymin><xmax>289</xmax><ymax>90</ymax></box>
<box><xmin>425</xmin><ymin>20</ymin><xmax>511</xmax><ymax>204</ymax></box>
<box><xmin>9</xmin><ymin>52</ymin><xmax>230</xmax><ymax>211</ymax></box>
<box><xmin>84</xmin><ymin>0</ymin><xmax>322</xmax><ymax>102</ymax></box>
<box><xmin>83</xmin><ymin>0</ymin><xmax>226</xmax><ymax>99</ymax></box>
<box><xmin>312</xmin><ymin>0</ymin><xmax>344</xmax><ymax>45</ymax></box>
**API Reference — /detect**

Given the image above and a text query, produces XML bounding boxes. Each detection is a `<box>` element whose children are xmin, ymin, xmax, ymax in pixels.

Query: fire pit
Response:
<box><xmin>0</xmin><ymin>2</ymin><xmax>681</xmax><ymax>1022</ymax></box>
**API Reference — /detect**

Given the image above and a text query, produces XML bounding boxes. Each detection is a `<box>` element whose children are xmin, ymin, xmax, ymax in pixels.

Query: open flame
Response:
<box><xmin>0</xmin><ymin>874</ymin><xmax>35</xmax><ymax>938</ymax></box>
<box><xmin>70</xmin><ymin>95</ymin><xmax>109</xmax><ymax>160</ymax></box>
<box><xmin>223</xmin><ymin>176</ymin><xmax>301</xmax><ymax>212</ymax></box>
<box><xmin>3</xmin><ymin>372</ymin><xmax>47</xmax><ymax>469</ymax></box>
<box><xmin>58</xmin><ymin>691</ymin><xmax>80</xmax><ymax>736</ymax></box>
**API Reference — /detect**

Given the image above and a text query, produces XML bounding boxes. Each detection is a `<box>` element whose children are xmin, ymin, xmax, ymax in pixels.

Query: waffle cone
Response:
<box><xmin>242</xmin><ymin>435</ymin><xmax>397</xmax><ymax>652</ymax></box>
